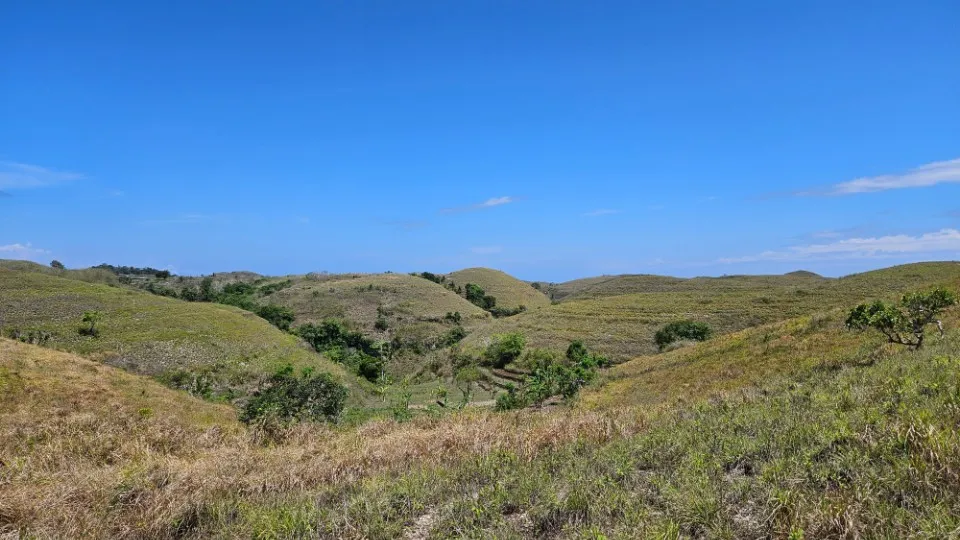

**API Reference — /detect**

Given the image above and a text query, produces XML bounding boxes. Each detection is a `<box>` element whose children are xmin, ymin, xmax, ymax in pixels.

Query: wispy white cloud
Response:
<box><xmin>582</xmin><ymin>209</ymin><xmax>620</xmax><ymax>217</ymax></box>
<box><xmin>720</xmin><ymin>229</ymin><xmax>960</xmax><ymax>263</ymax></box>
<box><xmin>441</xmin><ymin>196</ymin><xmax>516</xmax><ymax>214</ymax></box>
<box><xmin>479</xmin><ymin>196</ymin><xmax>513</xmax><ymax>207</ymax></box>
<box><xmin>296</xmin><ymin>216</ymin><xmax>311</xmax><ymax>224</ymax></box>
<box><xmin>819</xmin><ymin>157</ymin><xmax>960</xmax><ymax>195</ymax></box>
<box><xmin>0</xmin><ymin>242</ymin><xmax>50</xmax><ymax>261</ymax></box>
<box><xmin>470</xmin><ymin>246</ymin><xmax>503</xmax><ymax>255</ymax></box>
<box><xmin>0</xmin><ymin>161</ymin><xmax>85</xmax><ymax>190</ymax></box>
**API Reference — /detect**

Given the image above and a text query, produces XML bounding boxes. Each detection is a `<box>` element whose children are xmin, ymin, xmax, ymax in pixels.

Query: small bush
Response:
<box><xmin>240</xmin><ymin>365</ymin><xmax>347</xmax><ymax>425</ymax></box>
<box><xmin>78</xmin><ymin>310</ymin><xmax>103</xmax><ymax>337</ymax></box>
<box><xmin>654</xmin><ymin>320</ymin><xmax>712</xmax><ymax>351</ymax></box>
<box><xmin>484</xmin><ymin>332</ymin><xmax>526</xmax><ymax>368</ymax></box>
<box><xmin>256</xmin><ymin>304</ymin><xmax>296</xmax><ymax>331</ymax></box>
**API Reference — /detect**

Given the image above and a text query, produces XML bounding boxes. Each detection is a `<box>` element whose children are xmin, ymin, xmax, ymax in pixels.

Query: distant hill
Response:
<box><xmin>0</xmin><ymin>264</ymin><xmax>353</xmax><ymax>397</ymax></box>
<box><xmin>464</xmin><ymin>262</ymin><xmax>960</xmax><ymax>360</ymax></box>
<box><xmin>446</xmin><ymin>267</ymin><xmax>551</xmax><ymax>310</ymax></box>
<box><xmin>547</xmin><ymin>272</ymin><xmax>827</xmax><ymax>303</ymax></box>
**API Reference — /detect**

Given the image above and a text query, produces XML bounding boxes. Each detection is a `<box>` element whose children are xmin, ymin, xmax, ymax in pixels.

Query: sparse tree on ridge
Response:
<box><xmin>846</xmin><ymin>288</ymin><xmax>955</xmax><ymax>349</ymax></box>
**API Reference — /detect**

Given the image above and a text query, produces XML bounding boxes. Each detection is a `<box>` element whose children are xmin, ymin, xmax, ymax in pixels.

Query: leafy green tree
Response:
<box><xmin>465</xmin><ymin>283</ymin><xmax>497</xmax><ymax>310</ymax></box>
<box><xmin>80</xmin><ymin>310</ymin><xmax>103</xmax><ymax>337</ymax></box>
<box><xmin>847</xmin><ymin>288</ymin><xmax>955</xmax><ymax>349</ymax></box>
<box><xmin>199</xmin><ymin>276</ymin><xmax>216</xmax><ymax>302</ymax></box>
<box><xmin>654</xmin><ymin>320</ymin><xmax>712</xmax><ymax>351</ymax></box>
<box><xmin>256</xmin><ymin>304</ymin><xmax>296</xmax><ymax>331</ymax></box>
<box><xmin>50</xmin><ymin>260</ymin><xmax>65</xmax><ymax>270</ymax></box>
<box><xmin>484</xmin><ymin>332</ymin><xmax>526</xmax><ymax>368</ymax></box>
<box><xmin>566</xmin><ymin>340</ymin><xmax>589</xmax><ymax>363</ymax></box>
<box><xmin>240</xmin><ymin>365</ymin><xmax>347</xmax><ymax>424</ymax></box>
<box><xmin>454</xmin><ymin>365</ymin><xmax>485</xmax><ymax>407</ymax></box>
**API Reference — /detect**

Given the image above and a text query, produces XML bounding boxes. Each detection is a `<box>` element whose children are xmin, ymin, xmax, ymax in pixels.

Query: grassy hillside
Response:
<box><xmin>270</xmin><ymin>272</ymin><xmax>489</xmax><ymax>333</ymax></box>
<box><xmin>464</xmin><ymin>262</ymin><xmax>960</xmax><ymax>360</ymax></box>
<box><xmin>0</xmin><ymin>267</ymin><xmax>351</xmax><ymax>395</ymax></box>
<box><xmin>547</xmin><ymin>271</ymin><xmax>827</xmax><ymax>303</ymax></box>
<box><xmin>446</xmin><ymin>267</ymin><xmax>551</xmax><ymax>310</ymax></box>
<box><xmin>0</xmin><ymin>258</ymin><xmax>120</xmax><ymax>286</ymax></box>
<box><xmin>5</xmin><ymin>308</ymin><xmax>960</xmax><ymax>537</ymax></box>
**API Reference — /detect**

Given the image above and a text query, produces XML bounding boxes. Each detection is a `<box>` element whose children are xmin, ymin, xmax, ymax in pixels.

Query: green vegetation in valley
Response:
<box><xmin>5</xmin><ymin>291</ymin><xmax>960</xmax><ymax>537</ymax></box>
<box><xmin>0</xmin><ymin>266</ymin><xmax>352</xmax><ymax>399</ymax></box>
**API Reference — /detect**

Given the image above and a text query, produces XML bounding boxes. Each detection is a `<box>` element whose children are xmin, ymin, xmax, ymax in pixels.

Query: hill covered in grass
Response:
<box><xmin>546</xmin><ymin>271</ymin><xmax>827</xmax><ymax>303</ymax></box>
<box><xmin>464</xmin><ymin>262</ymin><xmax>960</xmax><ymax>360</ymax></box>
<box><xmin>0</xmin><ymin>265</ymin><xmax>352</xmax><ymax>398</ymax></box>
<box><xmin>5</xmin><ymin>297</ymin><xmax>960</xmax><ymax>537</ymax></box>
<box><xmin>446</xmin><ymin>267</ymin><xmax>551</xmax><ymax>311</ymax></box>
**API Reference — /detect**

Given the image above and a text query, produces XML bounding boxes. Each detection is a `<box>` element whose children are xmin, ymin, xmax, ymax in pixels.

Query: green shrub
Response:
<box><xmin>484</xmin><ymin>332</ymin><xmax>526</xmax><ymax>368</ymax></box>
<box><xmin>78</xmin><ymin>310</ymin><xmax>103</xmax><ymax>337</ymax></box>
<box><xmin>465</xmin><ymin>283</ymin><xmax>497</xmax><ymax>310</ymax></box>
<box><xmin>240</xmin><ymin>365</ymin><xmax>347</xmax><ymax>425</ymax></box>
<box><xmin>257</xmin><ymin>304</ymin><xmax>296</xmax><ymax>331</ymax></box>
<box><xmin>847</xmin><ymin>287</ymin><xmax>955</xmax><ymax>349</ymax></box>
<box><xmin>654</xmin><ymin>320</ymin><xmax>712</xmax><ymax>351</ymax></box>
<box><xmin>496</xmin><ymin>342</ymin><xmax>608</xmax><ymax>410</ymax></box>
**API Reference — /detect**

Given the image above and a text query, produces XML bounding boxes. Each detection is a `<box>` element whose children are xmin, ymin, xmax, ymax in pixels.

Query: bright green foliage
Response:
<box><xmin>484</xmin><ymin>332</ymin><xmax>526</xmax><ymax>368</ymax></box>
<box><xmin>465</xmin><ymin>283</ymin><xmax>497</xmax><ymax>310</ymax></box>
<box><xmin>654</xmin><ymin>319</ymin><xmax>712</xmax><ymax>350</ymax></box>
<box><xmin>296</xmin><ymin>320</ymin><xmax>383</xmax><ymax>381</ymax></box>
<box><xmin>256</xmin><ymin>304</ymin><xmax>296</xmax><ymax>331</ymax></box>
<box><xmin>496</xmin><ymin>342</ymin><xmax>609</xmax><ymax>410</ymax></box>
<box><xmin>847</xmin><ymin>287</ymin><xmax>955</xmax><ymax>349</ymax></box>
<box><xmin>79</xmin><ymin>310</ymin><xmax>103</xmax><ymax>337</ymax></box>
<box><xmin>240</xmin><ymin>365</ymin><xmax>347</xmax><ymax>425</ymax></box>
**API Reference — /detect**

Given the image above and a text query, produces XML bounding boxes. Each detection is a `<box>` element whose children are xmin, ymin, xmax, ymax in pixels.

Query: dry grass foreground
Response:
<box><xmin>5</xmin><ymin>316</ymin><xmax>960</xmax><ymax>537</ymax></box>
<box><xmin>0</xmin><ymin>338</ymin><xmax>642</xmax><ymax>538</ymax></box>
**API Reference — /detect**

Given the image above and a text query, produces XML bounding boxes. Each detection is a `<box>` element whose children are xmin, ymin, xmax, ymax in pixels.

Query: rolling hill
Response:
<box><xmin>464</xmin><ymin>262</ymin><xmax>960</xmax><ymax>360</ymax></box>
<box><xmin>545</xmin><ymin>271</ymin><xmax>827</xmax><ymax>303</ymax></box>
<box><xmin>6</xmin><ymin>295</ymin><xmax>960</xmax><ymax>537</ymax></box>
<box><xmin>0</xmin><ymin>264</ymin><xmax>352</xmax><ymax>397</ymax></box>
<box><xmin>445</xmin><ymin>267</ymin><xmax>551</xmax><ymax>310</ymax></box>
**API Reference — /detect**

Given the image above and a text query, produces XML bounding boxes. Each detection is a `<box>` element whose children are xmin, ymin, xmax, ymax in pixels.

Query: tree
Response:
<box><xmin>256</xmin><ymin>304</ymin><xmax>296</xmax><ymax>331</ymax></box>
<box><xmin>654</xmin><ymin>320</ymin><xmax>712</xmax><ymax>351</ymax></box>
<box><xmin>566</xmin><ymin>340</ymin><xmax>589</xmax><ymax>363</ymax></box>
<box><xmin>846</xmin><ymin>288</ymin><xmax>955</xmax><ymax>349</ymax></box>
<box><xmin>465</xmin><ymin>283</ymin><xmax>497</xmax><ymax>310</ymax></box>
<box><xmin>50</xmin><ymin>260</ymin><xmax>65</xmax><ymax>270</ymax></box>
<box><xmin>484</xmin><ymin>332</ymin><xmax>526</xmax><ymax>368</ymax></box>
<box><xmin>240</xmin><ymin>365</ymin><xmax>347</xmax><ymax>424</ymax></box>
<box><xmin>80</xmin><ymin>310</ymin><xmax>103</xmax><ymax>337</ymax></box>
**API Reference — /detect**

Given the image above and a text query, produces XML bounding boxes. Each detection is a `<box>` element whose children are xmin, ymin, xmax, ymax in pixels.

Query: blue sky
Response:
<box><xmin>2</xmin><ymin>1</ymin><xmax>959</xmax><ymax>282</ymax></box>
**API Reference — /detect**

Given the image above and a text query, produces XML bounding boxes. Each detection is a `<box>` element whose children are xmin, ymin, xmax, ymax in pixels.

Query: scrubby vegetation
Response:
<box><xmin>4</xmin><ymin>259</ymin><xmax>960</xmax><ymax>537</ymax></box>
<box><xmin>654</xmin><ymin>319</ymin><xmax>712</xmax><ymax>350</ymax></box>
<box><xmin>847</xmin><ymin>287</ymin><xmax>955</xmax><ymax>349</ymax></box>
<box><xmin>496</xmin><ymin>341</ymin><xmax>610</xmax><ymax>410</ymax></box>
<box><xmin>240</xmin><ymin>364</ymin><xmax>348</xmax><ymax>426</ymax></box>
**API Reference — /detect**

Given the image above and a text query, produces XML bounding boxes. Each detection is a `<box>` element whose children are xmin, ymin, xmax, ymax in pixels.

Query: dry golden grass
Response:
<box><xmin>446</xmin><ymin>267</ymin><xmax>551</xmax><ymax>310</ymax></box>
<box><xmin>0</xmin><ymin>338</ymin><xmax>643</xmax><ymax>538</ymax></box>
